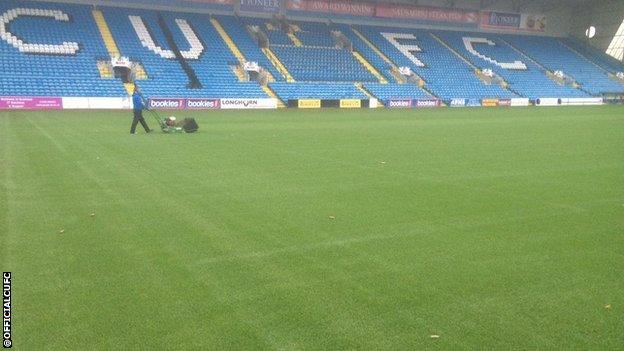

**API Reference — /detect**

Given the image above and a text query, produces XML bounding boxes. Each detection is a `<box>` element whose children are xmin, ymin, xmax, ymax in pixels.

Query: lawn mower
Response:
<box><xmin>146</xmin><ymin>108</ymin><xmax>199</xmax><ymax>134</ymax></box>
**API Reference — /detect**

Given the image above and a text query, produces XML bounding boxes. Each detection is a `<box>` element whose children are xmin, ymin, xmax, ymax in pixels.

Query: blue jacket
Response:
<box><xmin>132</xmin><ymin>92</ymin><xmax>145</xmax><ymax>111</ymax></box>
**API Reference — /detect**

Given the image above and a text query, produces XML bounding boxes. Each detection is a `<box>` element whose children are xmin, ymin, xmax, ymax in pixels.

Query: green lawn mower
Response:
<box><xmin>147</xmin><ymin>109</ymin><xmax>199</xmax><ymax>134</ymax></box>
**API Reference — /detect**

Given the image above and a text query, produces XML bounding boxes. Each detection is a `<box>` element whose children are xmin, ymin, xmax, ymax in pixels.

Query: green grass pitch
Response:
<box><xmin>1</xmin><ymin>106</ymin><xmax>623</xmax><ymax>349</ymax></box>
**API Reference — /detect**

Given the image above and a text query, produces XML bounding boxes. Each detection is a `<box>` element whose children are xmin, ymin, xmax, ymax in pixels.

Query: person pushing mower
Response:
<box><xmin>129</xmin><ymin>85</ymin><xmax>199</xmax><ymax>134</ymax></box>
<box><xmin>130</xmin><ymin>87</ymin><xmax>152</xmax><ymax>135</ymax></box>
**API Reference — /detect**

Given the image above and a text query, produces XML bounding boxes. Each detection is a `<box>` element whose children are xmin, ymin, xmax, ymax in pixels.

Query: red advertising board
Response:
<box><xmin>498</xmin><ymin>99</ymin><xmax>512</xmax><ymax>106</ymax></box>
<box><xmin>288</xmin><ymin>0</ymin><xmax>479</xmax><ymax>24</ymax></box>
<box><xmin>375</xmin><ymin>3</ymin><xmax>479</xmax><ymax>24</ymax></box>
<box><xmin>287</xmin><ymin>0</ymin><xmax>374</xmax><ymax>16</ymax></box>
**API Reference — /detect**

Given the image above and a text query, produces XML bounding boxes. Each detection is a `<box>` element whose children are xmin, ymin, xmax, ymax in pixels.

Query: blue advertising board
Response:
<box><xmin>486</xmin><ymin>11</ymin><xmax>521</xmax><ymax>28</ymax></box>
<box><xmin>466</xmin><ymin>99</ymin><xmax>481</xmax><ymax>107</ymax></box>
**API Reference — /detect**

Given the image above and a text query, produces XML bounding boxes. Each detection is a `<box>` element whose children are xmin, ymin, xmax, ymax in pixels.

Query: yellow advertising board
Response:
<box><xmin>481</xmin><ymin>99</ymin><xmax>499</xmax><ymax>107</ymax></box>
<box><xmin>339</xmin><ymin>99</ymin><xmax>362</xmax><ymax>108</ymax></box>
<box><xmin>298</xmin><ymin>99</ymin><xmax>321</xmax><ymax>108</ymax></box>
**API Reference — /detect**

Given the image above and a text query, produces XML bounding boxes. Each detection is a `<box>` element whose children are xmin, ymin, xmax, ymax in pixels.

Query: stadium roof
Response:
<box><xmin>373</xmin><ymin>0</ymin><xmax>601</xmax><ymax>13</ymax></box>
<box><xmin>492</xmin><ymin>0</ymin><xmax>599</xmax><ymax>11</ymax></box>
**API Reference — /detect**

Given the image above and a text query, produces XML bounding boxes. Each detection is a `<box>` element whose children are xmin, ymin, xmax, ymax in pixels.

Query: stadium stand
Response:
<box><xmin>434</xmin><ymin>31</ymin><xmax>589</xmax><ymax>99</ymax></box>
<box><xmin>356</xmin><ymin>26</ymin><xmax>518</xmax><ymax>101</ymax></box>
<box><xmin>337</xmin><ymin>24</ymin><xmax>396</xmax><ymax>83</ymax></box>
<box><xmin>1</xmin><ymin>0</ymin><xmax>622</xmax><ymax>103</ymax></box>
<box><xmin>560</xmin><ymin>38</ymin><xmax>624</xmax><ymax>74</ymax></box>
<box><xmin>217</xmin><ymin>15</ymin><xmax>283</xmax><ymax>82</ymax></box>
<box><xmin>503</xmin><ymin>35</ymin><xmax>624</xmax><ymax>95</ymax></box>
<box><xmin>256</xmin><ymin>19</ymin><xmax>378</xmax><ymax>83</ymax></box>
<box><xmin>271</xmin><ymin>46</ymin><xmax>376</xmax><ymax>82</ymax></box>
<box><xmin>244</xmin><ymin>17</ymin><xmax>293</xmax><ymax>46</ymax></box>
<box><xmin>0</xmin><ymin>1</ymin><xmax>126</xmax><ymax>97</ymax></box>
<box><xmin>102</xmin><ymin>8</ymin><xmax>268</xmax><ymax>98</ymax></box>
<box><xmin>296</xmin><ymin>22</ymin><xmax>335</xmax><ymax>47</ymax></box>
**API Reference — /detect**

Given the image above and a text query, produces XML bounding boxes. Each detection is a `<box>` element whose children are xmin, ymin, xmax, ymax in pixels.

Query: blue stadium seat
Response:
<box><xmin>269</xmin><ymin>82</ymin><xmax>366</xmax><ymax>101</ymax></box>
<box><xmin>561</xmin><ymin>38</ymin><xmax>624</xmax><ymax>74</ymax></box>
<box><xmin>271</xmin><ymin>46</ymin><xmax>375</xmax><ymax>82</ymax></box>
<box><xmin>217</xmin><ymin>15</ymin><xmax>283</xmax><ymax>82</ymax></box>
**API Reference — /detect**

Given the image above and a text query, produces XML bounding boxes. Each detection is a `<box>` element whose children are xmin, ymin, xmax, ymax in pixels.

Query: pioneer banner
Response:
<box><xmin>239</xmin><ymin>0</ymin><xmax>281</xmax><ymax>13</ymax></box>
<box><xmin>480</xmin><ymin>11</ymin><xmax>520</xmax><ymax>30</ymax></box>
<box><xmin>480</xmin><ymin>11</ymin><xmax>546</xmax><ymax>32</ymax></box>
<box><xmin>0</xmin><ymin>96</ymin><xmax>62</xmax><ymax>110</ymax></box>
<box><xmin>376</xmin><ymin>3</ymin><xmax>479</xmax><ymax>24</ymax></box>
